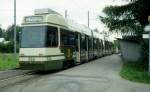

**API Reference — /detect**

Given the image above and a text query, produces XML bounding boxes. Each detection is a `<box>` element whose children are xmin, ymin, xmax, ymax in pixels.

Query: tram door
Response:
<box><xmin>76</xmin><ymin>33</ymin><xmax>81</xmax><ymax>64</ymax></box>
<box><xmin>86</xmin><ymin>36</ymin><xmax>89</xmax><ymax>62</ymax></box>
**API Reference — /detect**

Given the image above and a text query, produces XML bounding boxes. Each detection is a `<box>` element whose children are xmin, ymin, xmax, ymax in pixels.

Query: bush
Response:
<box><xmin>0</xmin><ymin>42</ymin><xmax>19</xmax><ymax>53</ymax></box>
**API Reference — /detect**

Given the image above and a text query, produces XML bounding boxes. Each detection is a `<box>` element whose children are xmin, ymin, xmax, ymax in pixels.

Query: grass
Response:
<box><xmin>120</xmin><ymin>61</ymin><xmax>150</xmax><ymax>84</ymax></box>
<box><xmin>0</xmin><ymin>53</ymin><xmax>19</xmax><ymax>70</ymax></box>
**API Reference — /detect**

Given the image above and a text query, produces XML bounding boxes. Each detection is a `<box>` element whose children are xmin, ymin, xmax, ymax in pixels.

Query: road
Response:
<box><xmin>0</xmin><ymin>54</ymin><xmax>150</xmax><ymax>92</ymax></box>
<box><xmin>0</xmin><ymin>70</ymin><xmax>31</xmax><ymax>80</ymax></box>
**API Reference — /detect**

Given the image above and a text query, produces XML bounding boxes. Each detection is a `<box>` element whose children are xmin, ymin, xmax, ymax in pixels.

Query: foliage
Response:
<box><xmin>0</xmin><ymin>42</ymin><xmax>19</xmax><ymax>53</ymax></box>
<box><xmin>0</xmin><ymin>28</ymin><xmax>5</xmax><ymax>38</ymax></box>
<box><xmin>120</xmin><ymin>61</ymin><xmax>150</xmax><ymax>84</ymax></box>
<box><xmin>114</xmin><ymin>40</ymin><xmax>120</xmax><ymax>50</ymax></box>
<box><xmin>100</xmin><ymin>0</ymin><xmax>150</xmax><ymax>71</ymax></box>
<box><xmin>5</xmin><ymin>25</ymin><xmax>21</xmax><ymax>43</ymax></box>
<box><xmin>0</xmin><ymin>25</ymin><xmax>21</xmax><ymax>53</ymax></box>
<box><xmin>100</xmin><ymin>0</ymin><xmax>150</xmax><ymax>35</ymax></box>
<box><xmin>0</xmin><ymin>54</ymin><xmax>19</xmax><ymax>70</ymax></box>
<box><xmin>0</xmin><ymin>28</ymin><xmax>2</xmax><ymax>37</ymax></box>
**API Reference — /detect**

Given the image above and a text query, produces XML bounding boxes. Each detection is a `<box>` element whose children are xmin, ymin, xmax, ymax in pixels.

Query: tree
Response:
<box><xmin>0</xmin><ymin>28</ymin><xmax>3</xmax><ymax>37</ymax></box>
<box><xmin>5</xmin><ymin>25</ymin><xmax>21</xmax><ymax>43</ymax></box>
<box><xmin>100</xmin><ymin>0</ymin><xmax>150</xmax><ymax>67</ymax></box>
<box><xmin>0</xmin><ymin>27</ymin><xmax>5</xmax><ymax>38</ymax></box>
<box><xmin>100</xmin><ymin>0</ymin><xmax>150</xmax><ymax>36</ymax></box>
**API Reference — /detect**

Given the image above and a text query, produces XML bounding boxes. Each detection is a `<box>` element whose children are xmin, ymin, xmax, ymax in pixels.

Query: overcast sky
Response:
<box><xmin>0</xmin><ymin>0</ymin><xmax>127</xmax><ymax>30</ymax></box>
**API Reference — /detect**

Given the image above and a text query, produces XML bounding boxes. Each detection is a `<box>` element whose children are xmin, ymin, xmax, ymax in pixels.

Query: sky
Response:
<box><xmin>0</xmin><ymin>0</ymin><xmax>127</xmax><ymax>40</ymax></box>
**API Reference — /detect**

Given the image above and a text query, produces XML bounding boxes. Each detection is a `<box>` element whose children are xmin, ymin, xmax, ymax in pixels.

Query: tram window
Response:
<box><xmin>93</xmin><ymin>38</ymin><xmax>97</xmax><ymax>49</ymax></box>
<box><xmin>46</xmin><ymin>26</ymin><xmax>58</xmax><ymax>47</ymax></box>
<box><xmin>85</xmin><ymin>36</ymin><xmax>88</xmax><ymax>51</ymax></box>
<box><xmin>69</xmin><ymin>34</ymin><xmax>75</xmax><ymax>46</ymax></box>
<box><xmin>61</xmin><ymin>30</ymin><xmax>69</xmax><ymax>46</ymax></box>
<box><xmin>88</xmin><ymin>38</ymin><xmax>92</xmax><ymax>50</ymax></box>
<box><xmin>81</xmin><ymin>35</ymin><xmax>86</xmax><ymax>50</ymax></box>
<box><xmin>60</xmin><ymin>29</ymin><xmax>75</xmax><ymax>46</ymax></box>
<box><xmin>97</xmin><ymin>39</ymin><xmax>100</xmax><ymax>50</ymax></box>
<box><xmin>75</xmin><ymin>34</ymin><xmax>78</xmax><ymax>51</ymax></box>
<box><xmin>100</xmin><ymin>40</ymin><xmax>103</xmax><ymax>50</ymax></box>
<box><xmin>96</xmin><ymin>39</ymin><xmax>99</xmax><ymax>50</ymax></box>
<box><xmin>21</xmin><ymin>26</ymin><xmax>46</xmax><ymax>48</ymax></box>
<box><xmin>62</xmin><ymin>34</ymin><xmax>68</xmax><ymax>45</ymax></box>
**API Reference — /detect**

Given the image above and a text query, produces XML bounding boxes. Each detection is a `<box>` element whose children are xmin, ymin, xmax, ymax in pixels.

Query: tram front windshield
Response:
<box><xmin>21</xmin><ymin>26</ymin><xmax>58</xmax><ymax>48</ymax></box>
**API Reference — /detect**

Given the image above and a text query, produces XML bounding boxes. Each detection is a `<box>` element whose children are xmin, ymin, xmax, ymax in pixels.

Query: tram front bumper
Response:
<box><xmin>19</xmin><ymin>56</ymin><xmax>65</xmax><ymax>70</ymax></box>
<box><xmin>19</xmin><ymin>60</ymin><xmax>64</xmax><ymax>70</ymax></box>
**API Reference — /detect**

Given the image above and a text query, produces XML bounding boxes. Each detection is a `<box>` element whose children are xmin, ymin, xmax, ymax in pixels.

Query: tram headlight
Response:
<box><xmin>20</xmin><ymin>53</ymin><xmax>24</xmax><ymax>56</ymax></box>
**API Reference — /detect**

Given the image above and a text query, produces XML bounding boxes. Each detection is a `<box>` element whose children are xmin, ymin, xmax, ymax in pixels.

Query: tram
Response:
<box><xmin>19</xmin><ymin>9</ymin><xmax>114</xmax><ymax>70</ymax></box>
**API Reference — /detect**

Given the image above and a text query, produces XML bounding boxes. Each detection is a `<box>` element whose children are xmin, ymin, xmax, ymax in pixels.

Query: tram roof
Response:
<box><xmin>22</xmin><ymin>9</ymin><xmax>93</xmax><ymax>36</ymax></box>
<box><xmin>93</xmin><ymin>31</ymin><xmax>103</xmax><ymax>39</ymax></box>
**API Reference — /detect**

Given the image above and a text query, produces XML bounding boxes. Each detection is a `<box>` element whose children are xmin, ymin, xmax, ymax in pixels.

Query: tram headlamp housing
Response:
<box><xmin>20</xmin><ymin>53</ymin><xmax>25</xmax><ymax>56</ymax></box>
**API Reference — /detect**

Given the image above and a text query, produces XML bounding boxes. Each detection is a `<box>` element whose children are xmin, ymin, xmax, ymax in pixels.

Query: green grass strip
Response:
<box><xmin>120</xmin><ymin>61</ymin><xmax>150</xmax><ymax>84</ymax></box>
<box><xmin>0</xmin><ymin>53</ymin><xmax>19</xmax><ymax>70</ymax></box>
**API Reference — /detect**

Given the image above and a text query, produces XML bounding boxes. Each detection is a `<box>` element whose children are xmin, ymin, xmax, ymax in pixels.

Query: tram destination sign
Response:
<box><xmin>25</xmin><ymin>16</ymin><xmax>43</xmax><ymax>23</ymax></box>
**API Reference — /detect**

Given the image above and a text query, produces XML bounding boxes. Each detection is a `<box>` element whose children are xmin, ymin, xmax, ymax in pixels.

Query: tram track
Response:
<box><xmin>0</xmin><ymin>69</ymin><xmax>65</xmax><ymax>90</ymax></box>
<box><xmin>0</xmin><ymin>60</ymin><xmax>97</xmax><ymax>91</ymax></box>
<box><xmin>0</xmin><ymin>70</ymin><xmax>38</xmax><ymax>90</ymax></box>
<box><xmin>0</xmin><ymin>70</ymin><xmax>34</xmax><ymax>80</ymax></box>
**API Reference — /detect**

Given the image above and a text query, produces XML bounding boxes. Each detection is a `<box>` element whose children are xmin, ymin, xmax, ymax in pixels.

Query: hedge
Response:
<box><xmin>0</xmin><ymin>42</ymin><xmax>19</xmax><ymax>53</ymax></box>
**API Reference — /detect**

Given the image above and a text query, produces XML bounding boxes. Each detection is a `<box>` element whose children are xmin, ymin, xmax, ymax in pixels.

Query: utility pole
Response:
<box><xmin>144</xmin><ymin>16</ymin><xmax>150</xmax><ymax>76</ymax></box>
<box><xmin>65</xmin><ymin>10</ymin><xmax>67</xmax><ymax>18</ymax></box>
<box><xmin>14</xmin><ymin>0</ymin><xmax>17</xmax><ymax>62</ymax></box>
<box><xmin>88</xmin><ymin>11</ymin><xmax>90</xmax><ymax>27</ymax></box>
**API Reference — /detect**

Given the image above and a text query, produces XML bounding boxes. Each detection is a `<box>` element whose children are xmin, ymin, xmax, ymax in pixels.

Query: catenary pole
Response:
<box><xmin>65</xmin><ymin>10</ymin><xmax>67</xmax><ymax>18</ymax></box>
<box><xmin>14</xmin><ymin>0</ymin><xmax>17</xmax><ymax>62</ymax></box>
<box><xmin>148</xmin><ymin>16</ymin><xmax>150</xmax><ymax>76</ymax></box>
<box><xmin>144</xmin><ymin>16</ymin><xmax>150</xmax><ymax>76</ymax></box>
<box><xmin>88</xmin><ymin>11</ymin><xmax>90</xmax><ymax>27</ymax></box>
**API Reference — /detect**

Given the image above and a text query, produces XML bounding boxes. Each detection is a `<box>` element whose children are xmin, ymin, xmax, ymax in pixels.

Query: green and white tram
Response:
<box><xmin>19</xmin><ymin>9</ymin><xmax>113</xmax><ymax>70</ymax></box>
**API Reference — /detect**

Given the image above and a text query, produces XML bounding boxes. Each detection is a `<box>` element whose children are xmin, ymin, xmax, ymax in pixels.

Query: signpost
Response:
<box><xmin>144</xmin><ymin>16</ymin><xmax>150</xmax><ymax>76</ymax></box>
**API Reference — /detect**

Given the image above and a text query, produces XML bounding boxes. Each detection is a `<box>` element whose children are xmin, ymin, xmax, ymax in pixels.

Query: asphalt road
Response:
<box><xmin>0</xmin><ymin>54</ymin><xmax>150</xmax><ymax>92</ymax></box>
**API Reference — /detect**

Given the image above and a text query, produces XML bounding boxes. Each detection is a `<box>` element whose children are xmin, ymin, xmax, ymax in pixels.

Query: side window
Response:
<box><xmin>75</xmin><ymin>34</ymin><xmax>78</xmax><ymax>51</ymax></box>
<box><xmin>60</xmin><ymin>29</ymin><xmax>67</xmax><ymax>46</ymax></box>
<box><xmin>81</xmin><ymin>35</ymin><xmax>86</xmax><ymax>50</ymax></box>
<box><xmin>69</xmin><ymin>33</ymin><xmax>75</xmax><ymax>46</ymax></box>
<box><xmin>100</xmin><ymin>40</ymin><xmax>103</xmax><ymax>50</ymax></box>
<box><xmin>93</xmin><ymin>38</ymin><xmax>97</xmax><ymax>49</ymax></box>
<box><xmin>97</xmin><ymin>39</ymin><xmax>100</xmax><ymax>50</ymax></box>
<box><xmin>60</xmin><ymin>29</ymin><xmax>75</xmax><ymax>46</ymax></box>
<box><xmin>46</xmin><ymin>26</ymin><xmax>58</xmax><ymax>47</ymax></box>
<box><xmin>88</xmin><ymin>37</ymin><xmax>92</xmax><ymax>50</ymax></box>
<box><xmin>85</xmin><ymin>36</ymin><xmax>88</xmax><ymax>51</ymax></box>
